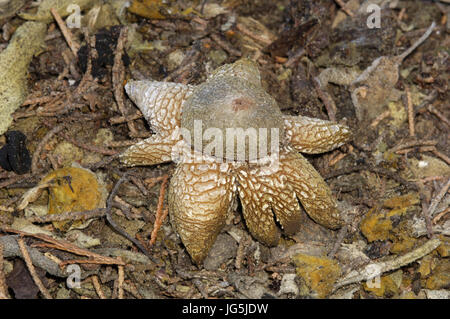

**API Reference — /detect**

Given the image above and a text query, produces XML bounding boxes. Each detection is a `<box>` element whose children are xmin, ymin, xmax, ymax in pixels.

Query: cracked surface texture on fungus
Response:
<box><xmin>121</xmin><ymin>59</ymin><xmax>352</xmax><ymax>264</ymax></box>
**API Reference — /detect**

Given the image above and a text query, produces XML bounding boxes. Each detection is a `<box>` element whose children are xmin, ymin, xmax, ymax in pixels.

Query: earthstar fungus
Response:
<box><xmin>121</xmin><ymin>59</ymin><xmax>352</xmax><ymax>264</ymax></box>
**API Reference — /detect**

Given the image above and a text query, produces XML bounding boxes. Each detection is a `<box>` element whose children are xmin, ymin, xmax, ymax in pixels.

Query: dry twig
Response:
<box><xmin>427</xmin><ymin>178</ymin><xmax>450</xmax><ymax>219</ymax></box>
<box><xmin>109</xmin><ymin>111</ymin><xmax>143</xmax><ymax>125</ymax></box>
<box><xmin>334</xmin><ymin>238</ymin><xmax>441</xmax><ymax>290</ymax></box>
<box><xmin>328</xmin><ymin>225</ymin><xmax>349</xmax><ymax>258</ymax></box>
<box><xmin>105</xmin><ymin>174</ymin><xmax>156</xmax><ymax>261</ymax></box>
<box><xmin>50</xmin><ymin>8</ymin><xmax>80</xmax><ymax>56</ymax></box>
<box><xmin>57</xmin><ymin>130</ymin><xmax>118</xmax><ymax>156</ymax></box>
<box><xmin>235</xmin><ymin>234</ymin><xmax>251</xmax><ymax>270</ymax></box>
<box><xmin>118</xmin><ymin>261</ymin><xmax>125</xmax><ymax>299</ymax></box>
<box><xmin>324</xmin><ymin>164</ymin><xmax>419</xmax><ymax>192</ymax></box>
<box><xmin>389</xmin><ymin>139</ymin><xmax>438</xmax><ymax>153</ymax></box>
<box><xmin>84</xmin><ymin>153</ymin><xmax>120</xmax><ymax>171</ymax></box>
<box><xmin>17</xmin><ymin>237</ymin><xmax>53</xmax><ymax>299</ymax></box>
<box><xmin>28</xmin><ymin>208</ymin><xmax>107</xmax><ymax>223</ymax></box>
<box><xmin>113</xmin><ymin>27</ymin><xmax>139</xmax><ymax>137</ymax></box>
<box><xmin>149</xmin><ymin>175</ymin><xmax>170</xmax><ymax>246</ymax></box>
<box><xmin>313</xmin><ymin>77</ymin><xmax>337</xmax><ymax>122</ymax></box>
<box><xmin>0</xmin><ymin>173</ymin><xmax>35</xmax><ymax>189</ymax></box>
<box><xmin>414</xmin><ymin>90</ymin><xmax>438</xmax><ymax>114</ymax></box>
<box><xmin>3</xmin><ymin>229</ymin><xmax>125</xmax><ymax>267</ymax></box>
<box><xmin>328</xmin><ymin>148</ymin><xmax>351</xmax><ymax>166</ymax></box>
<box><xmin>334</xmin><ymin>0</ymin><xmax>354</xmax><ymax>17</ymax></box>
<box><xmin>369</xmin><ymin>110</ymin><xmax>391</xmax><ymax>128</ymax></box>
<box><xmin>419</xmin><ymin>187</ymin><xmax>434</xmax><ymax>239</ymax></box>
<box><xmin>433</xmin><ymin>207</ymin><xmax>450</xmax><ymax>224</ymax></box>
<box><xmin>431</xmin><ymin>148</ymin><xmax>450</xmax><ymax>165</ymax></box>
<box><xmin>31</xmin><ymin>123</ymin><xmax>66</xmax><ymax>174</ymax></box>
<box><xmin>404</xmin><ymin>86</ymin><xmax>415</xmax><ymax>137</ymax></box>
<box><xmin>211</xmin><ymin>33</ymin><xmax>242</xmax><ymax>57</ymax></box>
<box><xmin>426</xmin><ymin>104</ymin><xmax>450</xmax><ymax>127</ymax></box>
<box><xmin>91</xmin><ymin>275</ymin><xmax>107</xmax><ymax>299</ymax></box>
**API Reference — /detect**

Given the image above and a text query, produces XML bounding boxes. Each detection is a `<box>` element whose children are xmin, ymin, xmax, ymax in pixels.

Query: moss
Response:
<box><xmin>360</xmin><ymin>194</ymin><xmax>419</xmax><ymax>249</ymax></box>
<box><xmin>293</xmin><ymin>254</ymin><xmax>341</xmax><ymax>298</ymax></box>
<box><xmin>360</xmin><ymin>207</ymin><xmax>393</xmax><ymax>242</ymax></box>
<box><xmin>417</xmin><ymin>255</ymin><xmax>436</xmax><ymax>278</ymax></box>
<box><xmin>363</xmin><ymin>271</ymin><xmax>402</xmax><ymax>297</ymax></box>
<box><xmin>425</xmin><ymin>261</ymin><xmax>450</xmax><ymax>290</ymax></box>
<box><xmin>389</xmin><ymin>233</ymin><xmax>417</xmax><ymax>254</ymax></box>
<box><xmin>383</xmin><ymin>193</ymin><xmax>420</xmax><ymax>209</ymax></box>
<box><xmin>435</xmin><ymin>235</ymin><xmax>449</xmax><ymax>257</ymax></box>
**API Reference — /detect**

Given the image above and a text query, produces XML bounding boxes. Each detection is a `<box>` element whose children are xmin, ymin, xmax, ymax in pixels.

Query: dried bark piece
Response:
<box><xmin>0</xmin><ymin>21</ymin><xmax>47</xmax><ymax>135</ymax></box>
<box><xmin>19</xmin><ymin>0</ymin><xmax>98</xmax><ymax>22</ymax></box>
<box><xmin>0</xmin><ymin>0</ymin><xmax>27</xmax><ymax>20</ymax></box>
<box><xmin>5</xmin><ymin>259</ymin><xmax>43</xmax><ymax>299</ymax></box>
<box><xmin>350</xmin><ymin>22</ymin><xmax>436</xmax><ymax>122</ymax></box>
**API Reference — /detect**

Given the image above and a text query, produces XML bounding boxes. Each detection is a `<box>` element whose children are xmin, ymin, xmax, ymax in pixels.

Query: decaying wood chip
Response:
<box><xmin>334</xmin><ymin>238</ymin><xmax>441</xmax><ymax>290</ymax></box>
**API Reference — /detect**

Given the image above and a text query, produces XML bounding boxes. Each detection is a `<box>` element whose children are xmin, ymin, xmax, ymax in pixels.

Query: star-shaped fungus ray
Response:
<box><xmin>124</xmin><ymin>81</ymin><xmax>194</xmax><ymax>136</ymax></box>
<box><xmin>236</xmin><ymin>157</ymin><xmax>303</xmax><ymax>246</ymax></box>
<box><xmin>120</xmin><ymin>81</ymin><xmax>194</xmax><ymax>167</ymax></box>
<box><xmin>281</xmin><ymin>147</ymin><xmax>344</xmax><ymax>229</ymax></box>
<box><xmin>284</xmin><ymin>115</ymin><xmax>352</xmax><ymax>154</ymax></box>
<box><xmin>168</xmin><ymin>160</ymin><xmax>236</xmax><ymax>264</ymax></box>
<box><xmin>208</xmin><ymin>58</ymin><xmax>262</xmax><ymax>87</ymax></box>
<box><xmin>120</xmin><ymin>134</ymin><xmax>178</xmax><ymax>167</ymax></box>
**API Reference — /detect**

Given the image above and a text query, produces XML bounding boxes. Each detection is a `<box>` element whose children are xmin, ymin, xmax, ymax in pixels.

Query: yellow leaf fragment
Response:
<box><xmin>128</xmin><ymin>0</ymin><xmax>169</xmax><ymax>19</ymax></box>
<box><xmin>361</xmin><ymin>194</ymin><xmax>419</xmax><ymax>245</ymax></box>
<box><xmin>383</xmin><ymin>193</ymin><xmax>420</xmax><ymax>209</ymax></box>
<box><xmin>425</xmin><ymin>260</ymin><xmax>450</xmax><ymax>290</ymax></box>
<box><xmin>360</xmin><ymin>207</ymin><xmax>393</xmax><ymax>242</ymax></box>
<box><xmin>363</xmin><ymin>271</ymin><xmax>402</xmax><ymax>297</ymax></box>
<box><xmin>41</xmin><ymin>167</ymin><xmax>105</xmax><ymax>231</ymax></box>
